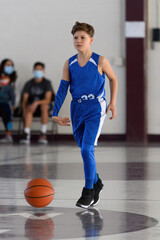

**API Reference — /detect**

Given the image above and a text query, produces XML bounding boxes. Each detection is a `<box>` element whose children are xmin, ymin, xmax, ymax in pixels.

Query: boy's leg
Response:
<box><xmin>40</xmin><ymin>104</ymin><xmax>49</xmax><ymax>125</ymax></box>
<box><xmin>74</xmin><ymin>124</ymin><xmax>95</xmax><ymax>208</ymax></box>
<box><xmin>81</xmin><ymin>117</ymin><xmax>101</xmax><ymax>185</ymax></box>
<box><xmin>19</xmin><ymin>106</ymin><xmax>34</xmax><ymax>144</ymax></box>
<box><xmin>24</xmin><ymin>109</ymin><xmax>34</xmax><ymax>128</ymax></box>
<box><xmin>81</xmin><ymin>143</ymin><xmax>96</xmax><ymax>189</ymax></box>
<box><xmin>38</xmin><ymin>104</ymin><xmax>49</xmax><ymax>144</ymax></box>
<box><xmin>82</xmin><ymin>116</ymin><xmax>105</xmax><ymax>206</ymax></box>
<box><xmin>23</xmin><ymin>109</ymin><xmax>34</xmax><ymax>136</ymax></box>
<box><xmin>76</xmin><ymin>118</ymin><xmax>101</xmax><ymax>208</ymax></box>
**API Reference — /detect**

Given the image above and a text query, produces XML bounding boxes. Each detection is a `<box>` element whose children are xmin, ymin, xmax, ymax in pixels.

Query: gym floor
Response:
<box><xmin>0</xmin><ymin>141</ymin><xmax>160</xmax><ymax>240</ymax></box>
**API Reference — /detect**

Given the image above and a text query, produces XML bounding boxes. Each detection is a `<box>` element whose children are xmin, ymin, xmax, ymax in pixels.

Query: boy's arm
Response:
<box><xmin>62</xmin><ymin>59</ymin><xmax>70</xmax><ymax>81</ymax></box>
<box><xmin>52</xmin><ymin>60</ymin><xmax>71</xmax><ymax>126</ymax></box>
<box><xmin>99</xmin><ymin>56</ymin><xmax>118</xmax><ymax>119</ymax></box>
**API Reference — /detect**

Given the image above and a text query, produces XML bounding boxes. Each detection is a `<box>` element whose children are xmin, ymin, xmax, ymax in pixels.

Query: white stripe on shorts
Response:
<box><xmin>94</xmin><ymin>98</ymin><xmax>107</xmax><ymax>146</ymax></box>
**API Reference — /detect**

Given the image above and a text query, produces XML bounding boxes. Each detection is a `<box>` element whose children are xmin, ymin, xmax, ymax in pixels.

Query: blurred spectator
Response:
<box><xmin>0</xmin><ymin>59</ymin><xmax>17</xmax><ymax>87</ymax></box>
<box><xmin>0</xmin><ymin>75</ymin><xmax>15</xmax><ymax>143</ymax></box>
<box><xmin>19</xmin><ymin>62</ymin><xmax>54</xmax><ymax>144</ymax></box>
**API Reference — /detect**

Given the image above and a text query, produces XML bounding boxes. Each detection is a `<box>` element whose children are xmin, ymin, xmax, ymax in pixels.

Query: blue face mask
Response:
<box><xmin>4</xmin><ymin>66</ymin><xmax>14</xmax><ymax>75</ymax></box>
<box><xmin>34</xmin><ymin>70</ymin><xmax>44</xmax><ymax>79</ymax></box>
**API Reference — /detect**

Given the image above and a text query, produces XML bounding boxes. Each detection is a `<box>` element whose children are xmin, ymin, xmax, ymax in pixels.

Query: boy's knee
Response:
<box><xmin>81</xmin><ymin>143</ymin><xmax>94</xmax><ymax>158</ymax></box>
<box><xmin>81</xmin><ymin>145</ymin><xmax>88</xmax><ymax>158</ymax></box>
<box><xmin>26</xmin><ymin>106</ymin><xmax>33</xmax><ymax>114</ymax></box>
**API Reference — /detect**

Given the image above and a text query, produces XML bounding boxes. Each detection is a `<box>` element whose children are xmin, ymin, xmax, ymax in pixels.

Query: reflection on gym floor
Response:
<box><xmin>0</xmin><ymin>143</ymin><xmax>160</xmax><ymax>239</ymax></box>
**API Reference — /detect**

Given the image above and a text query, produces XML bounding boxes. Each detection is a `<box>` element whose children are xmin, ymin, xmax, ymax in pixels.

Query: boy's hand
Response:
<box><xmin>106</xmin><ymin>103</ymin><xmax>117</xmax><ymax>120</ymax></box>
<box><xmin>52</xmin><ymin>116</ymin><xmax>71</xmax><ymax>126</ymax></box>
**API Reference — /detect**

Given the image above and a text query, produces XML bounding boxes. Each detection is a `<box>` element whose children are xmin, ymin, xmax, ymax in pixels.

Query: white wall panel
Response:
<box><xmin>147</xmin><ymin>0</ymin><xmax>160</xmax><ymax>134</ymax></box>
<box><xmin>0</xmin><ymin>0</ymin><xmax>126</xmax><ymax>134</ymax></box>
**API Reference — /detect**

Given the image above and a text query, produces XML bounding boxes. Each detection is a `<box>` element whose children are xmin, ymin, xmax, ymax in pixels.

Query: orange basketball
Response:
<box><xmin>24</xmin><ymin>178</ymin><xmax>54</xmax><ymax>208</ymax></box>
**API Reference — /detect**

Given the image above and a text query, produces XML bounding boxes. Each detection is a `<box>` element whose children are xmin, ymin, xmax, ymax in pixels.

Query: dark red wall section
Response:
<box><xmin>126</xmin><ymin>0</ymin><xmax>146</xmax><ymax>142</ymax></box>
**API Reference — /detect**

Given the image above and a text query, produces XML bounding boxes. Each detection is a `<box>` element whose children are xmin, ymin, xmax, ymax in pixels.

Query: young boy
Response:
<box><xmin>52</xmin><ymin>22</ymin><xmax>118</xmax><ymax>208</ymax></box>
<box><xmin>20</xmin><ymin>62</ymin><xmax>54</xmax><ymax>144</ymax></box>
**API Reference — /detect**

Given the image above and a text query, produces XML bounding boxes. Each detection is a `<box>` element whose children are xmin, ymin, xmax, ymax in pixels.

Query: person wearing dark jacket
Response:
<box><xmin>0</xmin><ymin>75</ymin><xmax>15</xmax><ymax>143</ymax></box>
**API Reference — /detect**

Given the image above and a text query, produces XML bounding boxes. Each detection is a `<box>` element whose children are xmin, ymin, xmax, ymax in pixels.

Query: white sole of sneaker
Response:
<box><xmin>38</xmin><ymin>141</ymin><xmax>48</xmax><ymax>144</ymax></box>
<box><xmin>76</xmin><ymin>199</ymin><xmax>94</xmax><ymax>209</ymax></box>
<box><xmin>92</xmin><ymin>199</ymin><xmax>100</xmax><ymax>207</ymax></box>
<box><xmin>91</xmin><ymin>189</ymin><xmax>103</xmax><ymax>207</ymax></box>
<box><xmin>19</xmin><ymin>141</ymin><xmax>30</xmax><ymax>144</ymax></box>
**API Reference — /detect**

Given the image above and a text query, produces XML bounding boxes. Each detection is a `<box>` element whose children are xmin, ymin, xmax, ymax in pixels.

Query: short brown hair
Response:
<box><xmin>71</xmin><ymin>21</ymin><xmax>94</xmax><ymax>37</ymax></box>
<box><xmin>33</xmin><ymin>62</ymin><xmax>45</xmax><ymax>69</ymax></box>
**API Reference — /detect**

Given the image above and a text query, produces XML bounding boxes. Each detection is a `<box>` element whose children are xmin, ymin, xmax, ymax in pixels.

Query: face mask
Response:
<box><xmin>34</xmin><ymin>70</ymin><xmax>44</xmax><ymax>79</ymax></box>
<box><xmin>4</xmin><ymin>66</ymin><xmax>14</xmax><ymax>75</ymax></box>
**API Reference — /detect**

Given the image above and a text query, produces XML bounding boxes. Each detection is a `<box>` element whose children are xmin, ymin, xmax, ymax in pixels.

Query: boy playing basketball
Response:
<box><xmin>52</xmin><ymin>22</ymin><xmax>118</xmax><ymax>208</ymax></box>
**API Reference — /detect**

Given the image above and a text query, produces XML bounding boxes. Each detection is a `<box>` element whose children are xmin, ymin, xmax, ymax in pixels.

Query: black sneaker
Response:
<box><xmin>38</xmin><ymin>133</ymin><xmax>48</xmax><ymax>144</ymax></box>
<box><xmin>76</xmin><ymin>187</ymin><xmax>95</xmax><ymax>209</ymax></box>
<box><xmin>0</xmin><ymin>135</ymin><xmax>13</xmax><ymax>143</ymax></box>
<box><xmin>91</xmin><ymin>176</ymin><xmax>104</xmax><ymax>207</ymax></box>
<box><xmin>19</xmin><ymin>132</ymin><xmax>30</xmax><ymax>144</ymax></box>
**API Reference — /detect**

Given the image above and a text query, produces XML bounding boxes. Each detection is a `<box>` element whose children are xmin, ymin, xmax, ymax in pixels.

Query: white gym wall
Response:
<box><xmin>147</xmin><ymin>0</ymin><xmax>160</xmax><ymax>134</ymax></box>
<box><xmin>0</xmin><ymin>0</ymin><xmax>126</xmax><ymax>134</ymax></box>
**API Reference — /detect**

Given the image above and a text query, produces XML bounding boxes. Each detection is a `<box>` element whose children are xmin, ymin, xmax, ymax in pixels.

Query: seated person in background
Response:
<box><xmin>0</xmin><ymin>59</ymin><xmax>17</xmax><ymax>87</ymax></box>
<box><xmin>19</xmin><ymin>62</ymin><xmax>53</xmax><ymax>144</ymax></box>
<box><xmin>0</xmin><ymin>75</ymin><xmax>15</xmax><ymax>143</ymax></box>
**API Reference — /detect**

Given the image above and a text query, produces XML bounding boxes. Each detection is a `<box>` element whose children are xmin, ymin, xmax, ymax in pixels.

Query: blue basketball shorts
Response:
<box><xmin>71</xmin><ymin>97</ymin><xmax>107</xmax><ymax>147</ymax></box>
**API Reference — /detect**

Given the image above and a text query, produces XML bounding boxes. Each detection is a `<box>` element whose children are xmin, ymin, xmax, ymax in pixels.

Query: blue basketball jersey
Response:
<box><xmin>68</xmin><ymin>52</ymin><xmax>107</xmax><ymax>147</ymax></box>
<box><xmin>69</xmin><ymin>52</ymin><xmax>105</xmax><ymax>100</ymax></box>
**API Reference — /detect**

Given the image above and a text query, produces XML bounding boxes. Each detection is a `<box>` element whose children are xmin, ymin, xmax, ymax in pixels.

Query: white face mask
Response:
<box><xmin>4</xmin><ymin>66</ymin><xmax>14</xmax><ymax>75</ymax></box>
<box><xmin>34</xmin><ymin>70</ymin><xmax>44</xmax><ymax>79</ymax></box>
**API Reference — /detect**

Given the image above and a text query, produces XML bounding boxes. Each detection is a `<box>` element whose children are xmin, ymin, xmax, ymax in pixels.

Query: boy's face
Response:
<box><xmin>73</xmin><ymin>31</ymin><xmax>93</xmax><ymax>52</ymax></box>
